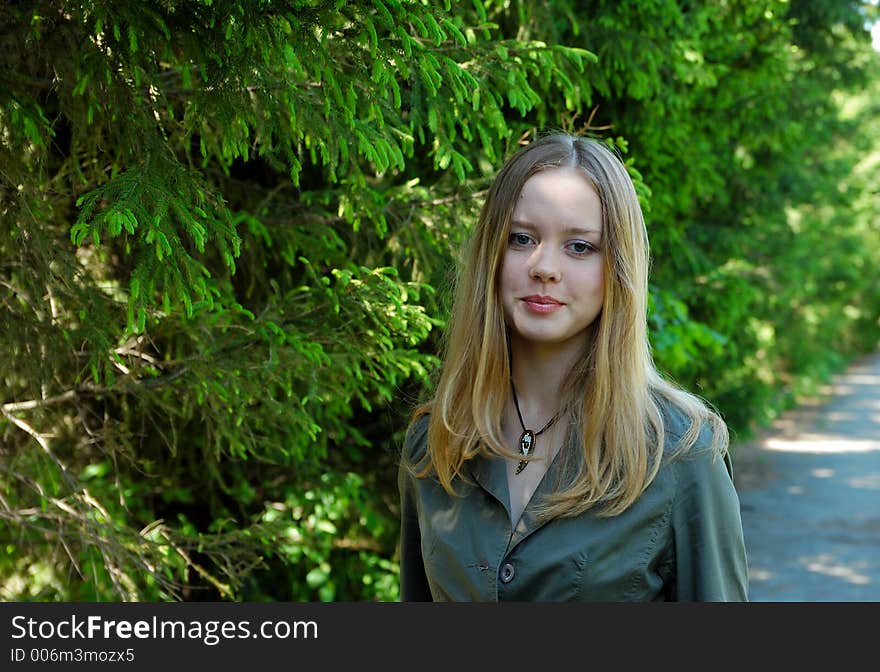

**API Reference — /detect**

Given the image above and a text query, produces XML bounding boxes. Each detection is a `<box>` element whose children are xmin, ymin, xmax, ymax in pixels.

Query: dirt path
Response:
<box><xmin>731</xmin><ymin>350</ymin><xmax>880</xmax><ymax>601</ymax></box>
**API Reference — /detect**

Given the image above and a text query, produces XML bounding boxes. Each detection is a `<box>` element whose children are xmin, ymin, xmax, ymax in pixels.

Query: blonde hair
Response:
<box><xmin>411</xmin><ymin>133</ymin><xmax>728</xmax><ymax>519</ymax></box>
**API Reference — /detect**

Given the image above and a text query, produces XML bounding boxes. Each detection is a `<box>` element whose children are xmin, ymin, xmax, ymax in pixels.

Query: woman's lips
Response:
<box><xmin>522</xmin><ymin>295</ymin><xmax>563</xmax><ymax>314</ymax></box>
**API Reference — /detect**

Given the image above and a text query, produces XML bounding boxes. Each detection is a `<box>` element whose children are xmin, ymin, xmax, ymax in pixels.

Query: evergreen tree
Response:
<box><xmin>0</xmin><ymin>0</ymin><xmax>594</xmax><ymax>600</ymax></box>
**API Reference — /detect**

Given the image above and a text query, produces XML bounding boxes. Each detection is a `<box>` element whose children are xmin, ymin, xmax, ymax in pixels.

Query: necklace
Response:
<box><xmin>510</xmin><ymin>380</ymin><xmax>559</xmax><ymax>475</ymax></box>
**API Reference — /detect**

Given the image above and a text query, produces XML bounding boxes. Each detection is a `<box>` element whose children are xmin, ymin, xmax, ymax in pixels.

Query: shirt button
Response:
<box><xmin>499</xmin><ymin>563</ymin><xmax>516</xmax><ymax>584</ymax></box>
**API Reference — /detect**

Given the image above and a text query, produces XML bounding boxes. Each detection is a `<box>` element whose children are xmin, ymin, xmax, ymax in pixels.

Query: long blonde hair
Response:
<box><xmin>412</xmin><ymin>133</ymin><xmax>728</xmax><ymax>518</ymax></box>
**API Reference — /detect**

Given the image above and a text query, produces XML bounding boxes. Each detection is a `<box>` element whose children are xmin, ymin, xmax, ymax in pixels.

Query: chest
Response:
<box><xmin>503</xmin><ymin>424</ymin><xmax>564</xmax><ymax>526</ymax></box>
<box><xmin>412</xmin><ymin>459</ymin><xmax>679</xmax><ymax>601</ymax></box>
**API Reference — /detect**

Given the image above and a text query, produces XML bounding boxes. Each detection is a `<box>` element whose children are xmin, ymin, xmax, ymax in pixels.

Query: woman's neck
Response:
<box><xmin>508</xmin><ymin>335</ymin><xmax>585</xmax><ymax>419</ymax></box>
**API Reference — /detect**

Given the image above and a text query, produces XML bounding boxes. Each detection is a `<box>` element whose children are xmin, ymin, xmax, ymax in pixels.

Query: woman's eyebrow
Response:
<box><xmin>562</xmin><ymin>227</ymin><xmax>601</xmax><ymax>236</ymax></box>
<box><xmin>511</xmin><ymin>219</ymin><xmax>600</xmax><ymax>236</ymax></box>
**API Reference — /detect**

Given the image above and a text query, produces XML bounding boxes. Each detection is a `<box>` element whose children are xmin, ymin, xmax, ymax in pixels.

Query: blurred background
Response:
<box><xmin>1</xmin><ymin>0</ymin><xmax>878</xmax><ymax>601</ymax></box>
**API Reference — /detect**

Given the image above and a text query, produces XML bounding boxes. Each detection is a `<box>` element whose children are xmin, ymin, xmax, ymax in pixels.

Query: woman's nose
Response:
<box><xmin>529</xmin><ymin>246</ymin><xmax>560</xmax><ymax>282</ymax></box>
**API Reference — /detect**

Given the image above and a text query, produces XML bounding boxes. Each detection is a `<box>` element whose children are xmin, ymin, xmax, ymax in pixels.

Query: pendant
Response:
<box><xmin>516</xmin><ymin>430</ymin><xmax>535</xmax><ymax>474</ymax></box>
<box><xmin>519</xmin><ymin>430</ymin><xmax>535</xmax><ymax>456</ymax></box>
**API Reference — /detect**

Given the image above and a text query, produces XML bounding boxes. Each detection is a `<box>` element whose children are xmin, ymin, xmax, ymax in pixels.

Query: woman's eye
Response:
<box><xmin>509</xmin><ymin>233</ymin><xmax>533</xmax><ymax>246</ymax></box>
<box><xmin>567</xmin><ymin>241</ymin><xmax>595</xmax><ymax>255</ymax></box>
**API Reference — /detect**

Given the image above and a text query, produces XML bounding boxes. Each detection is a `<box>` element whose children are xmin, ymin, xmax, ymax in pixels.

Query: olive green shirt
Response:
<box><xmin>398</xmin><ymin>411</ymin><xmax>749</xmax><ymax>601</ymax></box>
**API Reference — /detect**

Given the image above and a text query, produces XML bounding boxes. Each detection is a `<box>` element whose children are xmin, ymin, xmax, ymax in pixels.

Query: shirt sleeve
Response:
<box><xmin>668</xmin><ymin>441</ymin><xmax>750</xmax><ymax>602</ymax></box>
<box><xmin>397</xmin><ymin>415</ymin><xmax>433</xmax><ymax>602</ymax></box>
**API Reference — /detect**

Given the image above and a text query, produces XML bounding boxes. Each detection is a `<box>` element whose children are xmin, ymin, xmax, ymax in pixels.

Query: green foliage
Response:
<box><xmin>1</xmin><ymin>0</ymin><xmax>878</xmax><ymax>601</ymax></box>
<box><xmin>0</xmin><ymin>0</ymin><xmax>595</xmax><ymax>600</ymax></box>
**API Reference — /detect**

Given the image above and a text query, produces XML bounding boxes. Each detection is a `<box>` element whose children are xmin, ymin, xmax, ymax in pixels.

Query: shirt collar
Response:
<box><xmin>467</xmin><ymin>433</ymin><xmax>581</xmax><ymax>539</ymax></box>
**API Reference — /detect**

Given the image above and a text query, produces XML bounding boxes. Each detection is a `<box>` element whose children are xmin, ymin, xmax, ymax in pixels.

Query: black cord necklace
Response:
<box><xmin>510</xmin><ymin>380</ymin><xmax>559</xmax><ymax>475</ymax></box>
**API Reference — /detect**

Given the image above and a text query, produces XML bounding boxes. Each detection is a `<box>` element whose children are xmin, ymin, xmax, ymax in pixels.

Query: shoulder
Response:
<box><xmin>658</xmin><ymin>405</ymin><xmax>737</xmax><ymax>519</ymax></box>
<box><xmin>654</xmin><ymin>395</ymin><xmax>712</xmax><ymax>455</ymax></box>
<box><xmin>656</xmin><ymin>396</ymin><xmax>690</xmax><ymax>442</ymax></box>
<box><xmin>656</xmin><ymin>396</ymin><xmax>735</xmax><ymax>487</ymax></box>
<box><xmin>402</xmin><ymin>412</ymin><xmax>431</xmax><ymax>464</ymax></box>
<box><xmin>654</xmin><ymin>393</ymin><xmax>733</xmax><ymax>478</ymax></box>
<box><xmin>398</xmin><ymin>412</ymin><xmax>432</xmax><ymax>495</ymax></box>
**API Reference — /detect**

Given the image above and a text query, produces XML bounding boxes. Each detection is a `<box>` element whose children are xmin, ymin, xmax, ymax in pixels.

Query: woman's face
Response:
<box><xmin>500</xmin><ymin>166</ymin><xmax>605</xmax><ymax>352</ymax></box>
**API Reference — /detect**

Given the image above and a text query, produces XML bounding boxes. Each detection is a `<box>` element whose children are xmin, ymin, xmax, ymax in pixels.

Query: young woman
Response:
<box><xmin>398</xmin><ymin>133</ymin><xmax>749</xmax><ymax>601</ymax></box>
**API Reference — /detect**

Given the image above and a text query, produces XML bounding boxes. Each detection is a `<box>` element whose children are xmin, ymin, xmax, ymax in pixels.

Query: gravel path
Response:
<box><xmin>732</xmin><ymin>350</ymin><xmax>880</xmax><ymax>601</ymax></box>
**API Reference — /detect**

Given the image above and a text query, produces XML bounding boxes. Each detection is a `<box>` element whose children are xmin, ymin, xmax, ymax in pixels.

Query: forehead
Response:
<box><xmin>512</xmin><ymin>166</ymin><xmax>602</xmax><ymax>232</ymax></box>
